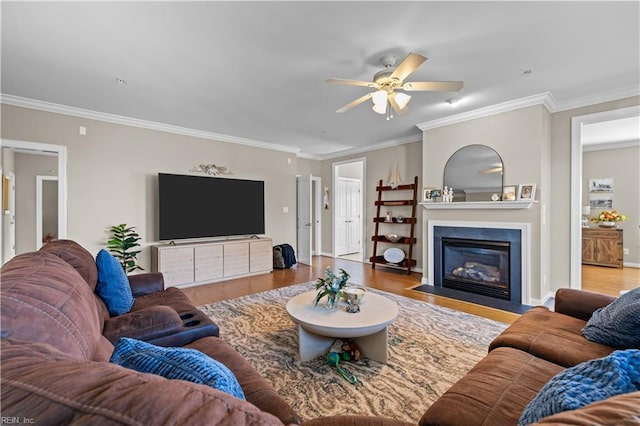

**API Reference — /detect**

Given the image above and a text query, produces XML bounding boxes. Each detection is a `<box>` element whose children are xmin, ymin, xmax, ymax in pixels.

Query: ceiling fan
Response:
<box><xmin>326</xmin><ymin>52</ymin><xmax>463</xmax><ymax>119</ymax></box>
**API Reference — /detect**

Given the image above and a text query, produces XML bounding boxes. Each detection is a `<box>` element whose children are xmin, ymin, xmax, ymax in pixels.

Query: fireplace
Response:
<box><xmin>431</xmin><ymin>223</ymin><xmax>524</xmax><ymax>304</ymax></box>
<box><xmin>441</xmin><ymin>238</ymin><xmax>510</xmax><ymax>300</ymax></box>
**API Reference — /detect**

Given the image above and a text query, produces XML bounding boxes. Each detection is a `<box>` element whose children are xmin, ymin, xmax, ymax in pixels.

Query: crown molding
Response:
<box><xmin>416</xmin><ymin>92</ymin><xmax>557</xmax><ymax>132</ymax></box>
<box><xmin>583</xmin><ymin>139</ymin><xmax>640</xmax><ymax>152</ymax></box>
<box><xmin>3</xmin><ymin>84</ymin><xmax>638</xmax><ymax>161</ymax></box>
<box><xmin>416</xmin><ymin>86</ymin><xmax>640</xmax><ymax>132</ymax></box>
<box><xmin>308</xmin><ymin>133</ymin><xmax>423</xmax><ymax>161</ymax></box>
<box><xmin>551</xmin><ymin>84</ymin><xmax>640</xmax><ymax>112</ymax></box>
<box><xmin>0</xmin><ymin>94</ymin><xmax>301</xmax><ymax>154</ymax></box>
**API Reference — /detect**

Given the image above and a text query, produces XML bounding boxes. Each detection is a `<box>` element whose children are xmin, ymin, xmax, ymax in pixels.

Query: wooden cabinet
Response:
<box><xmin>582</xmin><ymin>228</ymin><xmax>623</xmax><ymax>268</ymax></box>
<box><xmin>152</xmin><ymin>238</ymin><xmax>273</xmax><ymax>287</ymax></box>
<box><xmin>369</xmin><ymin>176</ymin><xmax>418</xmax><ymax>275</ymax></box>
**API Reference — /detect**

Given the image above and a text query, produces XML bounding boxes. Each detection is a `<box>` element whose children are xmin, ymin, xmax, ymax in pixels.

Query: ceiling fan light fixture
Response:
<box><xmin>371</xmin><ymin>90</ymin><xmax>388</xmax><ymax>106</ymax></box>
<box><xmin>394</xmin><ymin>92</ymin><xmax>411</xmax><ymax>110</ymax></box>
<box><xmin>372</xmin><ymin>102</ymin><xmax>387</xmax><ymax>114</ymax></box>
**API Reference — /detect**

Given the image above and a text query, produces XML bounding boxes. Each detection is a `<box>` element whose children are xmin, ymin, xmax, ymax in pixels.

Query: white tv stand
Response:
<box><xmin>151</xmin><ymin>237</ymin><xmax>273</xmax><ymax>288</ymax></box>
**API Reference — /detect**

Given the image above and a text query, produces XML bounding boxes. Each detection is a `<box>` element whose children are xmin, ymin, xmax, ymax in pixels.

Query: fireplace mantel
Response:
<box><xmin>420</xmin><ymin>201</ymin><xmax>535</xmax><ymax>210</ymax></box>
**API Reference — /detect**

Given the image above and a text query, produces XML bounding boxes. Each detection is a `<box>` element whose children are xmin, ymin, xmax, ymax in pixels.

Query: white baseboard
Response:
<box><xmin>623</xmin><ymin>262</ymin><xmax>640</xmax><ymax>268</ymax></box>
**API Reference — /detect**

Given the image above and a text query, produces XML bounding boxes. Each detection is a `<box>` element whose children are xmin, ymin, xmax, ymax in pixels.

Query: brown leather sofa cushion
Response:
<box><xmin>532</xmin><ymin>391</ymin><xmax>640</xmax><ymax>425</ymax></box>
<box><xmin>186</xmin><ymin>336</ymin><xmax>302</xmax><ymax>425</ymax></box>
<box><xmin>419</xmin><ymin>347</ymin><xmax>564</xmax><ymax>426</ymax></box>
<box><xmin>39</xmin><ymin>239</ymin><xmax>98</xmax><ymax>290</ymax></box>
<box><xmin>1</xmin><ymin>252</ymin><xmax>107</xmax><ymax>361</ymax></box>
<box><xmin>133</xmin><ymin>285</ymin><xmax>197</xmax><ymax>313</ymax></box>
<box><xmin>102</xmin><ymin>305</ymin><xmax>184</xmax><ymax>344</ymax></box>
<box><xmin>488</xmin><ymin>306</ymin><xmax>614</xmax><ymax>367</ymax></box>
<box><xmin>1</xmin><ymin>339</ymin><xmax>287</xmax><ymax>426</ymax></box>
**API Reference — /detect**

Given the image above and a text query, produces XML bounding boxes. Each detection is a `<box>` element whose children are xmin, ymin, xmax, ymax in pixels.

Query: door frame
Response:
<box><xmin>570</xmin><ymin>105</ymin><xmax>640</xmax><ymax>289</ymax></box>
<box><xmin>332</xmin><ymin>157</ymin><xmax>366</xmax><ymax>260</ymax></box>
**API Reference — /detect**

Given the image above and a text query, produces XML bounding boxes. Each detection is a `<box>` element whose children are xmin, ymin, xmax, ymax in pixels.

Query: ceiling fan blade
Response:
<box><xmin>390</xmin><ymin>53</ymin><xmax>427</xmax><ymax>82</ymax></box>
<box><xmin>326</xmin><ymin>78</ymin><xmax>376</xmax><ymax>88</ymax></box>
<box><xmin>388</xmin><ymin>92</ymin><xmax>408</xmax><ymax>115</ymax></box>
<box><xmin>402</xmin><ymin>81</ymin><xmax>464</xmax><ymax>92</ymax></box>
<box><xmin>336</xmin><ymin>92</ymin><xmax>373</xmax><ymax>113</ymax></box>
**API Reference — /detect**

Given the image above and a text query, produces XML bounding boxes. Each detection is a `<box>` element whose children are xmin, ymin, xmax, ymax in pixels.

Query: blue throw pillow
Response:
<box><xmin>518</xmin><ymin>349</ymin><xmax>640</xmax><ymax>425</ymax></box>
<box><xmin>582</xmin><ymin>287</ymin><xmax>640</xmax><ymax>349</ymax></box>
<box><xmin>95</xmin><ymin>249</ymin><xmax>134</xmax><ymax>316</ymax></box>
<box><xmin>110</xmin><ymin>337</ymin><xmax>245</xmax><ymax>400</ymax></box>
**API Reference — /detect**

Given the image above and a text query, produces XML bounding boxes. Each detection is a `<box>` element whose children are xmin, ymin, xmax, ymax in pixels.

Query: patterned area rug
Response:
<box><xmin>198</xmin><ymin>283</ymin><xmax>508</xmax><ymax>423</ymax></box>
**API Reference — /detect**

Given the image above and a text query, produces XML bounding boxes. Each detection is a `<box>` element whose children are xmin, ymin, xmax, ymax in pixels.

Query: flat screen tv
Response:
<box><xmin>158</xmin><ymin>173</ymin><xmax>265</xmax><ymax>241</ymax></box>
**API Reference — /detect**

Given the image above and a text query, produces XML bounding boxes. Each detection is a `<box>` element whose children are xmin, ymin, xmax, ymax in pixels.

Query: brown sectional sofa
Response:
<box><xmin>420</xmin><ymin>288</ymin><xmax>640</xmax><ymax>425</ymax></box>
<box><xmin>2</xmin><ymin>239</ymin><xmax>638</xmax><ymax>425</ymax></box>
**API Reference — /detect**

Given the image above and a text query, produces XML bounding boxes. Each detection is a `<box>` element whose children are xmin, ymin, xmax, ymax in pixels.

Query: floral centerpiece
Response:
<box><xmin>591</xmin><ymin>210</ymin><xmax>627</xmax><ymax>227</ymax></box>
<box><xmin>314</xmin><ymin>267</ymin><xmax>350</xmax><ymax>309</ymax></box>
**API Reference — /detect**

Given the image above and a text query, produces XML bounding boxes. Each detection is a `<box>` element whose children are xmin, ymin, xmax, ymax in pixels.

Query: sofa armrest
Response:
<box><xmin>554</xmin><ymin>288</ymin><xmax>616</xmax><ymax>321</ymax></box>
<box><xmin>128</xmin><ymin>273</ymin><xmax>165</xmax><ymax>297</ymax></box>
<box><xmin>103</xmin><ymin>305</ymin><xmax>183</xmax><ymax>344</ymax></box>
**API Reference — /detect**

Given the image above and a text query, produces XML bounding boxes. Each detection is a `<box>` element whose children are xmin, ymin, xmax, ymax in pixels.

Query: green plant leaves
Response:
<box><xmin>107</xmin><ymin>223</ymin><xmax>143</xmax><ymax>273</ymax></box>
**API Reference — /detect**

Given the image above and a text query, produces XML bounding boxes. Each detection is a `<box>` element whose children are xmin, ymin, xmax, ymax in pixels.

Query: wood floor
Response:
<box><xmin>181</xmin><ymin>257</ymin><xmax>639</xmax><ymax>325</ymax></box>
<box><xmin>181</xmin><ymin>256</ymin><xmax>521</xmax><ymax>324</ymax></box>
<box><xmin>582</xmin><ymin>264</ymin><xmax>640</xmax><ymax>296</ymax></box>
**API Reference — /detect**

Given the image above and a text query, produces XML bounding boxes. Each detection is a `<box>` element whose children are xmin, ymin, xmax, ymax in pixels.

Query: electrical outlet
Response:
<box><xmin>623</xmin><ymin>248</ymin><xmax>629</xmax><ymax>255</ymax></box>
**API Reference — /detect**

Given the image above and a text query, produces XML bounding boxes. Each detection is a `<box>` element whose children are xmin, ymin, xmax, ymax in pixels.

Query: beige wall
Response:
<box><xmin>422</xmin><ymin>105</ymin><xmax>550</xmax><ymax>301</ymax></box>
<box><xmin>583</xmin><ymin>146</ymin><xmax>640</xmax><ymax>265</ymax></box>
<box><xmin>549</xmin><ymin>96</ymin><xmax>640</xmax><ymax>289</ymax></box>
<box><xmin>320</xmin><ymin>141</ymin><xmax>423</xmax><ymax>268</ymax></box>
<box><xmin>1</xmin><ymin>104</ymin><xmax>298</xmax><ymax>270</ymax></box>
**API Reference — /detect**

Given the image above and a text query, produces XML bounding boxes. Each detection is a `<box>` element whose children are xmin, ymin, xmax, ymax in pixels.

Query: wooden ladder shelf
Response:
<box><xmin>370</xmin><ymin>175</ymin><xmax>418</xmax><ymax>275</ymax></box>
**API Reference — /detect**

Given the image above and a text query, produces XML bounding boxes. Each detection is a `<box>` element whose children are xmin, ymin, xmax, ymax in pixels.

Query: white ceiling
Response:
<box><xmin>2</xmin><ymin>2</ymin><xmax>639</xmax><ymax>159</ymax></box>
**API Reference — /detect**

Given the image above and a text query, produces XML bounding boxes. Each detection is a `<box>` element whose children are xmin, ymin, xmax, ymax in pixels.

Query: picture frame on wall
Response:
<box><xmin>588</xmin><ymin>178</ymin><xmax>613</xmax><ymax>193</ymax></box>
<box><xmin>502</xmin><ymin>185</ymin><xmax>517</xmax><ymax>201</ymax></box>
<box><xmin>589</xmin><ymin>194</ymin><xmax>613</xmax><ymax>209</ymax></box>
<box><xmin>517</xmin><ymin>184</ymin><xmax>536</xmax><ymax>200</ymax></box>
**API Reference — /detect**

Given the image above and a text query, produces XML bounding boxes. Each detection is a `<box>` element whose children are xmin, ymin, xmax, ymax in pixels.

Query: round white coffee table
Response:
<box><xmin>286</xmin><ymin>290</ymin><xmax>398</xmax><ymax>363</ymax></box>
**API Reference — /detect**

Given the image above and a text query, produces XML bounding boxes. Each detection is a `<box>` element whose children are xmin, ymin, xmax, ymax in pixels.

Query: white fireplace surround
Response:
<box><xmin>426</xmin><ymin>220</ymin><xmax>532</xmax><ymax>306</ymax></box>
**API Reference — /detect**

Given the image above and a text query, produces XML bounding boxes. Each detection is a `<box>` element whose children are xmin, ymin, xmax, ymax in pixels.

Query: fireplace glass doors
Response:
<box><xmin>441</xmin><ymin>238</ymin><xmax>510</xmax><ymax>300</ymax></box>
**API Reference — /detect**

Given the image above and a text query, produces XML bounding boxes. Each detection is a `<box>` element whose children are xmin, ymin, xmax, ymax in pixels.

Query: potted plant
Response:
<box><xmin>107</xmin><ymin>224</ymin><xmax>143</xmax><ymax>272</ymax></box>
<box><xmin>314</xmin><ymin>267</ymin><xmax>350</xmax><ymax>309</ymax></box>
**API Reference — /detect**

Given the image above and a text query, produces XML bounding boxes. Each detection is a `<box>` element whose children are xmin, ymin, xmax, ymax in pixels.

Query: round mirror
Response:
<box><xmin>443</xmin><ymin>145</ymin><xmax>503</xmax><ymax>202</ymax></box>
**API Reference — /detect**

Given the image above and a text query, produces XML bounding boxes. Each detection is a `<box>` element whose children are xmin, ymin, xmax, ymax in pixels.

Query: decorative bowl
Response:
<box><xmin>343</xmin><ymin>287</ymin><xmax>366</xmax><ymax>305</ymax></box>
<box><xmin>598</xmin><ymin>221</ymin><xmax>616</xmax><ymax>228</ymax></box>
<box><xmin>385</xmin><ymin>233</ymin><xmax>402</xmax><ymax>242</ymax></box>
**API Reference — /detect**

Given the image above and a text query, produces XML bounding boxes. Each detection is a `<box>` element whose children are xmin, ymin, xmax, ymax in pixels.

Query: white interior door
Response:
<box><xmin>346</xmin><ymin>179</ymin><xmax>361</xmax><ymax>254</ymax></box>
<box><xmin>296</xmin><ymin>175</ymin><xmax>312</xmax><ymax>265</ymax></box>
<box><xmin>335</xmin><ymin>177</ymin><xmax>361</xmax><ymax>256</ymax></box>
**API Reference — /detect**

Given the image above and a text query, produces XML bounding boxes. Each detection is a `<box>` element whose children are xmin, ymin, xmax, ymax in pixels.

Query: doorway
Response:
<box><xmin>1</xmin><ymin>139</ymin><xmax>67</xmax><ymax>263</ymax></box>
<box><xmin>570</xmin><ymin>105</ymin><xmax>640</xmax><ymax>290</ymax></box>
<box><xmin>296</xmin><ymin>175</ymin><xmax>322</xmax><ymax>266</ymax></box>
<box><xmin>333</xmin><ymin>158</ymin><xmax>365</xmax><ymax>261</ymax></box>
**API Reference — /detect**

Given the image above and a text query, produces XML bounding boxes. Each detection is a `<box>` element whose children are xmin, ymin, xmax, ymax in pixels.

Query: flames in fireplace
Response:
<box><xmin>442</xmin><ymin>238</ymin><xmax>511</xmax><ymax>300</ymax></box>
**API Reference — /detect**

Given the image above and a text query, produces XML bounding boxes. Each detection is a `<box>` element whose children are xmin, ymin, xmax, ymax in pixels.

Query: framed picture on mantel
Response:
<box><xmin>502</xmin><ymin>185</ymin><xmax>517</xmax><ymax>201</ymax></box>
<box><xmin>517</xmin><ymin>184</ymin><xmax>536</xmax><ymax>201</ymax></box>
